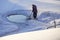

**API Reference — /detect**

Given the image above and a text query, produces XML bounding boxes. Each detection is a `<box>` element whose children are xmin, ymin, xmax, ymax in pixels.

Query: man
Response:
<box><xmin>32</xmin><ymin>4</ymin><xmax>38</xmax><ymax>19</ymax></box>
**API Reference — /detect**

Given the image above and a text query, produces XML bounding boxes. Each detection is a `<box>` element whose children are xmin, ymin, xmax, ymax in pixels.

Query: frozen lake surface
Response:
<box><xmin>7</xmin><ymin>15</ymin><xmax>27</xmax><ymax>23</ymax></box>
<box><xmin>0</xmin><ymin>10</ymin><xmax>60</xmax><ymax>37</ymax></box>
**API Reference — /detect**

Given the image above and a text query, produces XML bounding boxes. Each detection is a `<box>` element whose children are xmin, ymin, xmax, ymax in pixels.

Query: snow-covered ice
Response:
<box><xmin>0</xmin><ymin>24</ymin><xmax>18</xmax><ymax>36</ymax></box>
<box><xmin>0</xmin><ymin>10</ymin><xmax>60</xmax><ymax>37</ymax></box>
<box><xmin>0</xmin><ymin>28</ymin><xmax>60</xmax><ymax>40</ymax></box>
<box><xmin>7</xmin><ymin>15</ymin><xmax>27</xmax><ymax>23</ymax></box>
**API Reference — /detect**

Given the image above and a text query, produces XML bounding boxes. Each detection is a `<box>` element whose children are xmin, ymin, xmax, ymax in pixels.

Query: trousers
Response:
<box><xmin>33</xmin><ymin>12</ymin><xmax>37</xmax><ymax>19</ymax></box>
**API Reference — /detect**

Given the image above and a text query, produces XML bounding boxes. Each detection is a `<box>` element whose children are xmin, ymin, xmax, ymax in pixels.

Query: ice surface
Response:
<box><xmin>0</xmin><ymin>24</ymin><xmax>18</xmax><ymax>36</ymax></box>
<box><xmin>7</xmin><ymin>15</ymin><xmax>27</xmax><ymax>23</ymax></box>
<box><xmin>0</xmin><ymin>10</ymin><xmax>60</xmax><ymax>37</ymax></box>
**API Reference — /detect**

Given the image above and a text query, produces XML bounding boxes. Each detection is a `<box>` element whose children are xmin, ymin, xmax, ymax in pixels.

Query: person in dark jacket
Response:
<box><xmin>32</xmin><ymin>4</ymin><xmax>38</xmax><ymax>19</ymax></box>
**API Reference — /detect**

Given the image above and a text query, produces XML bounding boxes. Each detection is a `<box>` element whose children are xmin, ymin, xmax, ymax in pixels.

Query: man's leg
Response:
<box><xmin>33</xmin><ymin>12</ymin><xmax>37</xmax><ymax>19</ymax></box>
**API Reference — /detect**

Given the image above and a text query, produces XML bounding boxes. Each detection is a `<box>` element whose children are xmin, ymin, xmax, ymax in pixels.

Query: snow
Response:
<box><xmin>0</xmin><ymin>24</ymin><xmax>18</xmax><ymax>36</ymax></box>
<box><xmin>50</xmin><ymin>19</ymin><xmax>60</xmax><ymax>25</ymax></box>
<box><xmin>7</xmin><ymin>15</ymin><xmax>27</xmax><ymax>23</ymax></box>
<box><xmin>0</xmin><ymin>0</ymin><xmax>60</xmax><ymax>37</ymax></box>
<box><xmin>0</xmin><ymin>10</ymin><xmax>52</xmax><ymax>37</ymax></box>
<box><xmin>0</xmin><ymin>28</ymin><xmax>60</xmax><ymax>40</ymax></box>
<box><xmin>0</xmin><ymin>10</ymin><xmax>60</xmax><ymax>37</ymax></box>
<box><xmin>49</xmin><ymin>19</ymin><xmax>60</xmax><ymax>27</ymax></box>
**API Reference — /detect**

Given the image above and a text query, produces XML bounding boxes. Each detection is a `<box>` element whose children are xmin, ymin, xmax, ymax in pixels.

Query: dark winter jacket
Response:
<box><xmin>32</xmin><ymin>5</ymin><xmax>37</xmax><ymax>13</ymax></box>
